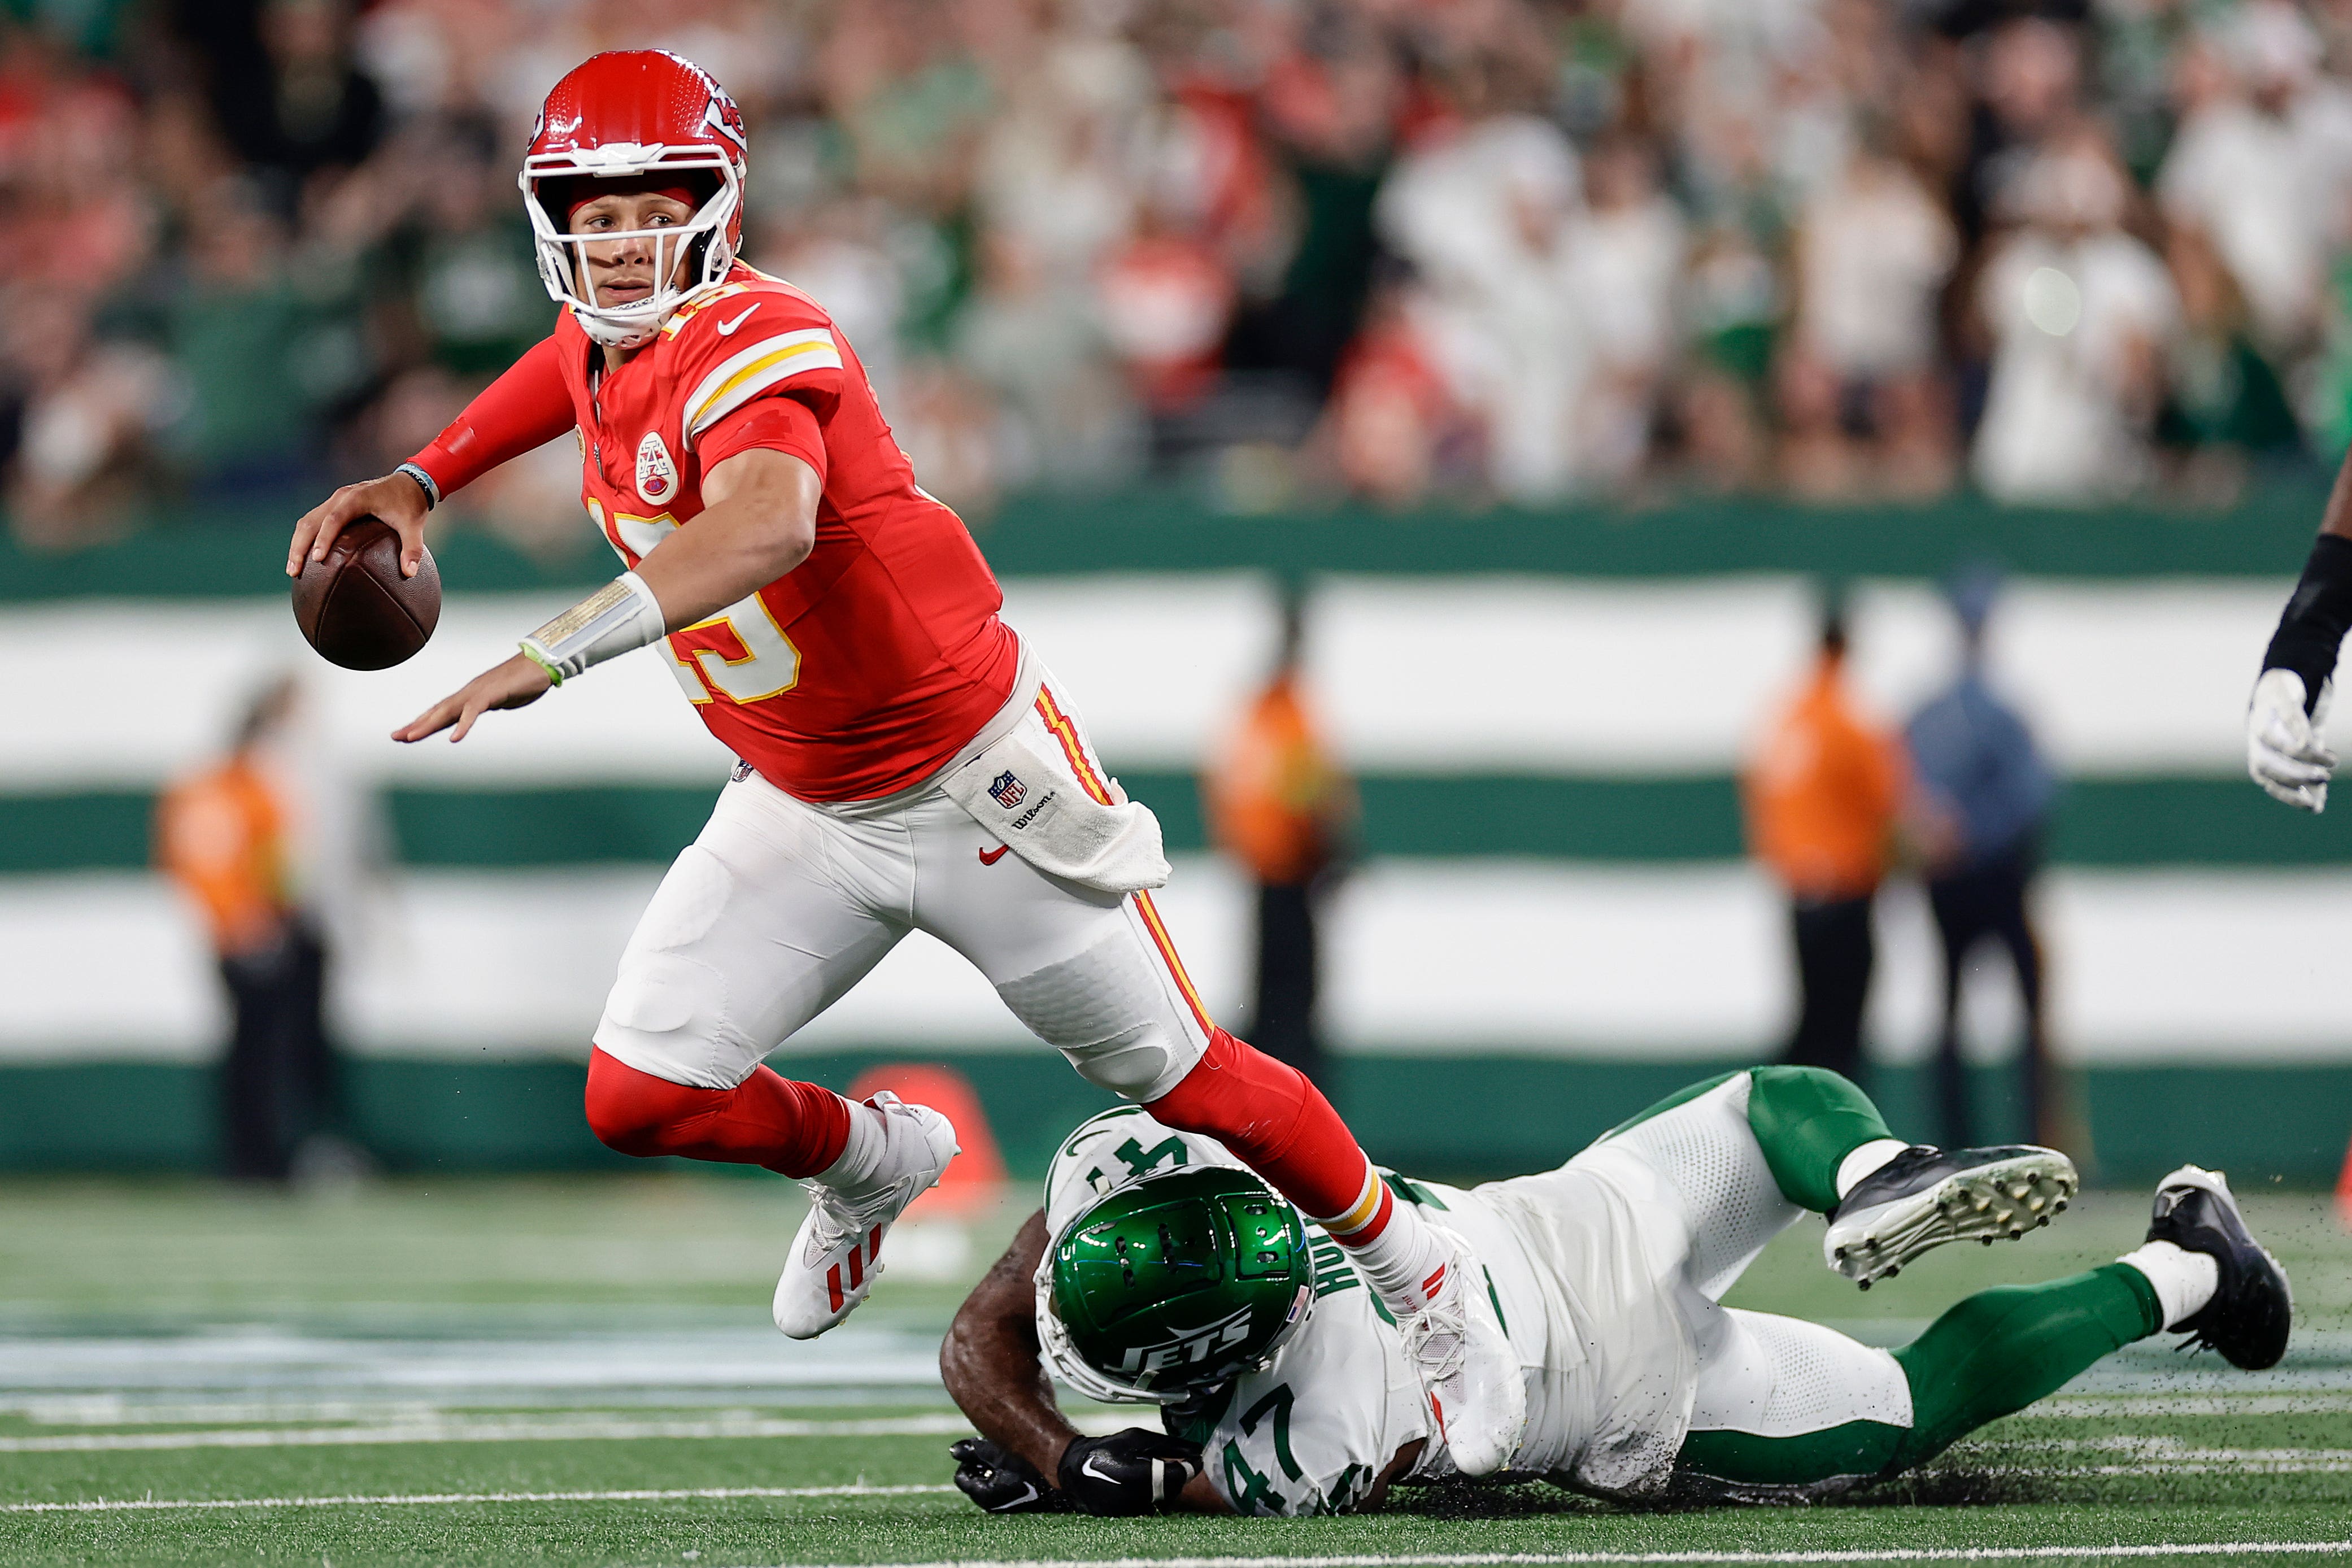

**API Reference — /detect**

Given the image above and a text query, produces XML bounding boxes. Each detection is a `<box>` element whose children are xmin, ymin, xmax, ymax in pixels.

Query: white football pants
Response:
<box><xmin>1582</xmin><ymin>1074</ymin><xmax>1917</xmax><ymax>1443</ymax></box>
<box><xmin>592</xmin><ymin>694</ymin><xmax>1215</xmax><ymax>1103</ymax></box>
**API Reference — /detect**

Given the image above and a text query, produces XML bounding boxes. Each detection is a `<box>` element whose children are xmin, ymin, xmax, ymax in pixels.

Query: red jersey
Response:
<box><xmin>552</xmin><ymin>264</ymin><xmax>1019</xmax><ymax>801</ymax></box>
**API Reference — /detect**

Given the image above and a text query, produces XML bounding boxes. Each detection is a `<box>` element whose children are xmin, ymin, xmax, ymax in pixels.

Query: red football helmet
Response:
<box><xmin>521</xmin><ymin>50</ymin><xmax>750</xmax><ymax>347</ymax></box>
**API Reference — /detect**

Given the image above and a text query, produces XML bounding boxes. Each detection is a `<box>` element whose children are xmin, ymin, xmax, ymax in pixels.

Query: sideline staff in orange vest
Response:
<box><xmin>155</xmin><ymin>677</ymin><xmax>342</xmax><ymax>1182</ymax></box>
<box><xmin>1744</xmin><ymin>606</ymin><xmax>1910</xmax><ymax>1083</ymax></box>
<box><xmin>1203</xmin><ymin>589</ymin><xmax>1356</xmax><ymax>1087</ymax></box>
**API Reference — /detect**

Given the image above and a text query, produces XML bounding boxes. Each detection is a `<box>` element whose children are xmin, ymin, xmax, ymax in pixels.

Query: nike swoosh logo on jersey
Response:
<box><xmin>978</xmin><ymin>844</ymin><xmax>1011</xmax><ymax>865</ymax></box>
<box><xmin>716</xmin><ymin>304</ymin><xmax>759</xmax><ymax>336</ymax></box>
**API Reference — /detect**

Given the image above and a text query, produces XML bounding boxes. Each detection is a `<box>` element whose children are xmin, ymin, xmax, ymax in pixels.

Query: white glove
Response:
<box><xmin>2248</xmin><ymin>668</ymin><xmax>2337</xmax><ymax>812</ymax></box>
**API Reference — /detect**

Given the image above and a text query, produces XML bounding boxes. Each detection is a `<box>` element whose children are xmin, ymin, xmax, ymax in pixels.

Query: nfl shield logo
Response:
<box><xmin>988</xmin><ymin>771</ymin><xmax>1027</xmax><ymax>809</ymax></box>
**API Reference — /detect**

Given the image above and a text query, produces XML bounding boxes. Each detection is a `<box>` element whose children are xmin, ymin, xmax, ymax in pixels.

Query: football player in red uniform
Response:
<box><xmin>284</xmin><ymin>51</ymin><xmax>1524</xmax><ymax>1477</ymax></box>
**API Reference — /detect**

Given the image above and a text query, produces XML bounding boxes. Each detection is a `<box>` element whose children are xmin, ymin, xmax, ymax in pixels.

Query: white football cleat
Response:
<box><xmin>772</xmin><ymin>1092</ymin><xmax>959</xmax><ymax>1340</ymax></box>
<box><xmin>1400</xmin><ymin>1224</ymin><xmax>1526</xmax><ymax>1478</ymax></box>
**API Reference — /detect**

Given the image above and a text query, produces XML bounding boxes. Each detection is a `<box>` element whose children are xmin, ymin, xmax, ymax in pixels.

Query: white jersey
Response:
<box><xmin>1040</xmin><ymin>1109</ymin><xmax>1695</xmax><ymax>1515</ymax></box>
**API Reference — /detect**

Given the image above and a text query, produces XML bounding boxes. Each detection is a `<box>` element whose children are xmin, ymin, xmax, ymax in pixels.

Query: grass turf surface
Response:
<box><xmin>1</xmin><ymin>1175</ymin><xmax>2347</xmax><ymax>1567</ymax></box>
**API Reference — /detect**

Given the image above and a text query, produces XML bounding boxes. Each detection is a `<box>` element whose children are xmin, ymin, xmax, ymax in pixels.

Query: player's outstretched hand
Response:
<box><xmin>289</xmin><ymin>471</ymin><xmax>433</xmax><ymax>581</ymax></box>
<box><xmin>1055</xmin><ymin>1428</ymin><xmax>1204</xmax><ymax>1515</ymax></box>
<box><xmin>949</xmin><ymin>1438</ymin><xmax>1070</xmax><ymax>1514</ymax></box>
<box><xmin>394</xmin><ymin>652</ymin><xmax>552</xmax><ymax>744</ymax></box>
<box><xmin>2248</xmin><ymin>668</ymin><xmax>2337</xmax><ymax>813</ymax></box>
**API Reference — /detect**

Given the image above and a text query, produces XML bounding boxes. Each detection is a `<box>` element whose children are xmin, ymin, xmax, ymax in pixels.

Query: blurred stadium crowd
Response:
<box><xmin>10</xmin><ymin>0</ymin><xmax>2352</xmax><ymax>550</ymax></box>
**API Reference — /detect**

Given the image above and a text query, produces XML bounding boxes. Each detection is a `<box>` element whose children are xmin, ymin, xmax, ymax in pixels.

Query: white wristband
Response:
<box><xmin>518</xmin><ymin>571</ymin><xmax>666</xmax><ymax>685</ymax></box>
<box><xmin>394</xmin><ymin>460</ymin><xmax>441</xmax><ymax>509</ymax></box>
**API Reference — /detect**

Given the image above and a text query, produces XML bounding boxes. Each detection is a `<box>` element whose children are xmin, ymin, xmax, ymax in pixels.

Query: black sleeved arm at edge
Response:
<box><xmin>2262</xmin><ymin>534</ymin><xmax>2352</xmax><ymax>715</ymax></box>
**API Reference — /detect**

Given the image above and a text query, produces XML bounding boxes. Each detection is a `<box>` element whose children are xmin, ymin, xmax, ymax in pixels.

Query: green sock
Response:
<box><xmin>1745</xmin><ymin>1065</ymin><xmax>1896</xmax><ymax>1213</ymax></box>
<box><xmin>1675</xmin><ymin>1264</ymin><xmax>2163</xmax><ymax>1489</ymax></box>
<box><xmin>1887</xmin><ymin>1262</ymin><xmax>2162</xmax><ymax>1470</ymax></box>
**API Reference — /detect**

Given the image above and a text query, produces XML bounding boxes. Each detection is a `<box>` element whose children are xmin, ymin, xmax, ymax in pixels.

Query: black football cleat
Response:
<box><xmin>1824</xmin><ymin>1144</ymin><xmax>2078</xmax><ymax>1288</ymax></box>
<box><xmin>2145</xmin><ymin>1165</ymin><xmax>2292</xmax><ymax>1370</ymax></box>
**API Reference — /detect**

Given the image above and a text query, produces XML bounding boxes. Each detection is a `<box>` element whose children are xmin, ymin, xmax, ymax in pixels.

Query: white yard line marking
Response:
<box><xmin>2017</xmin><ymin>1393</ymin><xmax>2352</xmax><ymax>1417</ymax></box>
<box><xmin>716</xmin><ymin>1548</ymin><xmax>2352</xmax><ymax>1567</ymax></box>
<box><xmin>1968</xmin><ymin>1439</ymin><xmax>2352</xmax><ymax>1474</ymax></box>
<box><xmin>2</xmin><ymin>1483</ymin><xmax>957</xmax><ymax>1515</ymax></box>
<box><xmin>0</xmin><ymin>1395</ymin><xmax>970</xmax><ymax>1427</ymax></box>
<box><xmin>1994</xmin><ymin>1439</ymin><xmax>2352</xmax><ymax>1467</ymax></box>
<box><xmin>2070</xmin><ymin>1464</ymin><xmax>2352</xmax><ymax>1475</ymax></box>
<box><xmin>0</xmin><ymin>1414</ymin><xmax>977</xmax><ymax>1453</ymax></box>
<box><xmin>2035</xmin><ymin>1438</ymin><xmax>2352</xmax><ymax>1458</ymax></box>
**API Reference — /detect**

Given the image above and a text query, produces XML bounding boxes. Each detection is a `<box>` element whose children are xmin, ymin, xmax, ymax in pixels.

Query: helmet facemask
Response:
<box><xmin>1035</xmin><ymin>1168</ymin><xmax>1318</xmax><ymax>1405</ymax></box>
<box><xmin>521</xmin><ymin>152</ymin><xmax>741</xmax><ymax>349</ymax></box>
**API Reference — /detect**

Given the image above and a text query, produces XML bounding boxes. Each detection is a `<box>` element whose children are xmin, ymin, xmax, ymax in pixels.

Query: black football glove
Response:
<box><xmin>1055</xmin><ymin>1428</ymin><xmax>1204</xmax><ymax>1515</ymax></box>
<box><xmin>950</xmin><ymin>1437</ymin><xmax>1070</xmax><ymax>1514</ymax></box>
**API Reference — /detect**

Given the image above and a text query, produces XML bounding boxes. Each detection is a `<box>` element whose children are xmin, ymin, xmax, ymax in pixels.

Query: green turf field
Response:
<box><xmin>2</xmin><ymin>1174</ymin><xmax>2349</xmax><ymax>1567</ymax></box>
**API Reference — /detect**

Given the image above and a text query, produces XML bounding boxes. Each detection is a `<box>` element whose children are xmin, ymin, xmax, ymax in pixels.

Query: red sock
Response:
<box><xmin>1145</xmin><ymin>1027</ymin><xmax>1374</xmax><ymax>1223</ymax></box>
<box><xmin>584</xmin><ymin>1048</ymin><xmax>852</xmax><ymax>1178</ymax></box>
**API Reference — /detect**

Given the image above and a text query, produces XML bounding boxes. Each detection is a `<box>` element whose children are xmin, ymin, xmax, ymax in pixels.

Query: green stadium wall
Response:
<box><xmin>2</xmin><ymin>1053</ymin><xmax>2343</xmax><ymax>1186</ymax></box>
<box><xmin>0</xmin><ymin>482</ymin><xmax>2334</xmax><ymax>595</ymax></box>
<box><xmin>5</xmin><ymin>486</ymin><xmax>2349</xmax><ymax>1184</ymax></box>
<box><xmin>10</xmin><ymin>773</ymin><xmax>2352</xmax><ymax>872</ymax></box>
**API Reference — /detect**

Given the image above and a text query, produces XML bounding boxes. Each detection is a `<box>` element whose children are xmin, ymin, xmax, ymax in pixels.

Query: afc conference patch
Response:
<box><xmin>635</xmin><ymin>430</ymin><xmax>677</xmax><ymax>506</ymax></box>
<box><xmin>988</xmin><ymin>771</ymin><xmax>1027</xmax><ymax>809</ymax></box>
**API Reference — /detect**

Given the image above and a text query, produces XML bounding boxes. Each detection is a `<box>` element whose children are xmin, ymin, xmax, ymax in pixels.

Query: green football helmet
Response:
<box><xmin>1036</xmin><ymin>1166</ymin><xmax>1315</xmax><ymax>1405</ymax></box>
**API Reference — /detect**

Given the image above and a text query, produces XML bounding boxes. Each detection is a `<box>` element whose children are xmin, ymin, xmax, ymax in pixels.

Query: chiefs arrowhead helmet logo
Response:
<box><xmin>701</xmin><ymin>94</ymin><xmax>748</xmax><ymax>154</ymax></box>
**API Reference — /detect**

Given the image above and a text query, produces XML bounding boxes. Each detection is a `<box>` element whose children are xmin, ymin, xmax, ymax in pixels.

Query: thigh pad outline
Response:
<box><xmin>995</xmin><ymin>928</ymin><xmax>1190</xmax><ymax>1098</ymax></box>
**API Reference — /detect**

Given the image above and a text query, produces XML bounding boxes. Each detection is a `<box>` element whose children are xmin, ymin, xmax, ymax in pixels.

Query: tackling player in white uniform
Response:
<box><xmin>940</xmin><ymin>1066</ymin><xmax>2292</xmax><ymax>1515</ymax></box>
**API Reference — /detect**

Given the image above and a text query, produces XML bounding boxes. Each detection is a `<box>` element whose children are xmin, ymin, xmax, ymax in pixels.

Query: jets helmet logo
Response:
<box><xmin>635</xmin><ymin>431</ymin><xmax>676</xmax><ymax>505</ymax></box>
<box><xmin>1109</xmin><ymin>1306</ymin><xmax>1256</xmax><ymax>1375</ymax></box>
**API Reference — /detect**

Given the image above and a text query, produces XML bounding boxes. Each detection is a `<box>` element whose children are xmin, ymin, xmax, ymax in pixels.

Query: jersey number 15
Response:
<box><xmin>596</xmin><ymin>502</ymin><xmax>802</xmax><ymax>704</ymax></box>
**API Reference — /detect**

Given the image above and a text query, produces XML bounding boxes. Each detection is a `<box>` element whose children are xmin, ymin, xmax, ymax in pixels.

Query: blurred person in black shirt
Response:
<box><xmin>1906</xmin><ymin>569</ymin><xmax>2059</xmax><ymax>1147</ymax></box>
<box><xmin>172</xmin><ymin>0</ymin><xmax>384</xmax><ymax>216</ymax></box>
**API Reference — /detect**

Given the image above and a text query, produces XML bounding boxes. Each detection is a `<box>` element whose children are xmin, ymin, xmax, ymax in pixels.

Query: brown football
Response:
<box><xmin>290</xmin><ymin>516</ymin><xmax>441</xmax><ymax>670</ymax></box>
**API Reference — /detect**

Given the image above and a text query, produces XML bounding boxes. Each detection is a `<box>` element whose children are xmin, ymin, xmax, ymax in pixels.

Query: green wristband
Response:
<box><xmin>517</xmin><ymin>642</ymin><xmax>564</xmax><ymax>687</ymax></box>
